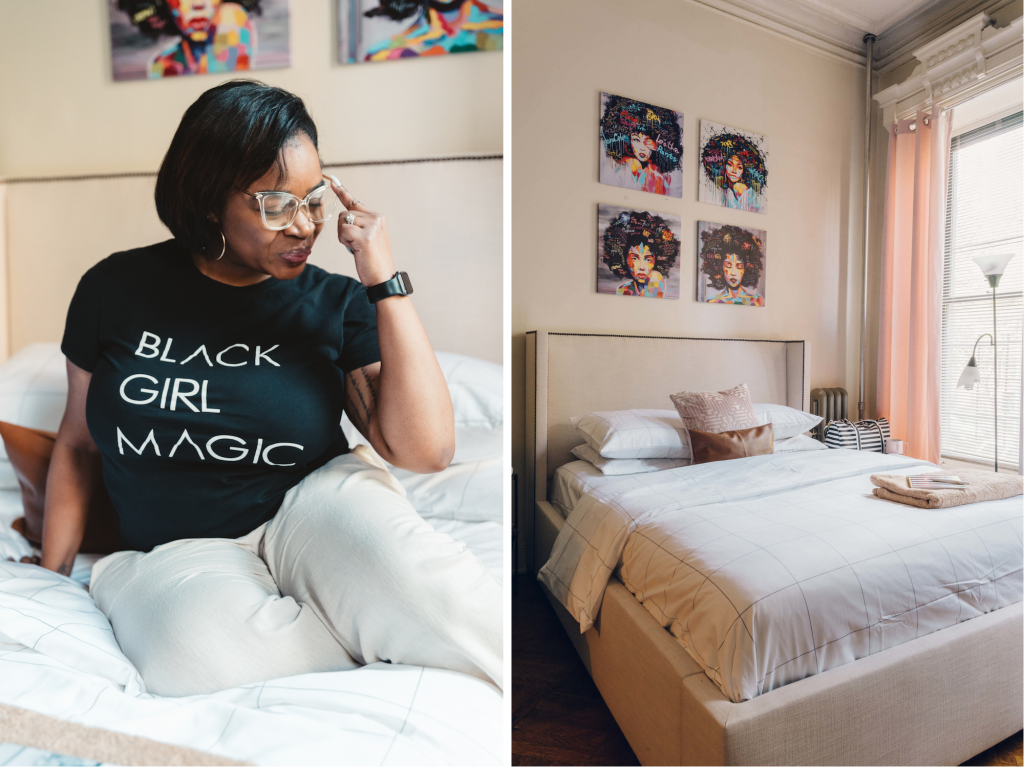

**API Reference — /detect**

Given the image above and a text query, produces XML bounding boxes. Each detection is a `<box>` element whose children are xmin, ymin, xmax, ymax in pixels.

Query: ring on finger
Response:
<box><xmin>351</xmin><ymin>199</ymin><xmax>361</xmax><ymax>206</ymax></box>
<box><xmin>344</xmin><ymin>212</ymin><xmax>356</xmax><ymax>226</ymax></box>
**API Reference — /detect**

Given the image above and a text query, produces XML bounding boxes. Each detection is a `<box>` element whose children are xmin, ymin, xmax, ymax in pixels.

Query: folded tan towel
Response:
<box><xmin>871</xmin><ymin>468</ymin><xmax>1023</xmax><ymax>509</ymax></box>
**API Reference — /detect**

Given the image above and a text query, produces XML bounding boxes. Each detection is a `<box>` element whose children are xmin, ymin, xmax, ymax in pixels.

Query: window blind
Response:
<box><xmin>940</xmin><ymin>111</ymin><xmax>1023</xmax><ymax>470</ymax></box>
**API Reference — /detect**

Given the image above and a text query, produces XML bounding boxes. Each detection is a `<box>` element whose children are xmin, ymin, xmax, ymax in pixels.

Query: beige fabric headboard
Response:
<box><xmin>524</xmin><ymin>330</ymin><xmax>810</xmax><ymax>510</ymax></box>
<box><xmin>0</xmin><ymin>156</ymin><xmax>501</xmax><ymax>363</ymax></box>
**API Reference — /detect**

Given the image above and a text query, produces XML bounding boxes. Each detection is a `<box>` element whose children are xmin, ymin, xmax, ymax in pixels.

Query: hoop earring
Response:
<box><xmin>215</xmin><ymin>230</ymin><xmax>226</xmax><ymax>261</ymax></box>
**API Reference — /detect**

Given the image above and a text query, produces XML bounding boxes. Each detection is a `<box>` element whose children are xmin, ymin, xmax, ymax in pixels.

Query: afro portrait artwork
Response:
<box><xmin>338</xmin><ymin>0</ymin><xmax>503</xmax><ymax>64</ymax></box>
<box><xmin>598</xmin><ymin>205</ymin><xmax>682</xmax><ymax>299</ymax></box>
<box><xmin>698</xmin><ymin>120</ymin><xmax>769</xmax><ymax>214</ymax></box>
<box><xmin>109</xmin><ymin>0</ymin><xmax>291</xmax><ymax>81</ymax></box>
<box><xmin>599</xmin><ymin>94</ymin><xmax>684</xmax><ymax>198</ymax></box>
<box><xmin>696</xmin><ymin>221</ymin><xmax>767</xmax><ymax>307</ymax></box>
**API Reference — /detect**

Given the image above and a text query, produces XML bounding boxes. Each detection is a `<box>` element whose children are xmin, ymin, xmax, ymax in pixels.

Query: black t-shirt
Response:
<box><xmin>61</xmin><ymin>239</ymin><xmax>380</xmax><ymax>552</ymax></box>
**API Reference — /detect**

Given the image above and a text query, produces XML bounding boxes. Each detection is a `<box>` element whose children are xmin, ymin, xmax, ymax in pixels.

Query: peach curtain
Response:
<box><xmin>876</xmin><ymin>108</ymin><xmax>953</xmax><ymax>464</ymax></box>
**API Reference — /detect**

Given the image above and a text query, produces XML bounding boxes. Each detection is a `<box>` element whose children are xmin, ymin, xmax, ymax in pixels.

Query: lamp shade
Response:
<box><xmin>957</xmin><ymin>359</ymin><xmax>981</xmax><ymax>390</ymax></box>
<box><xmin>973</xmin><ymin>254</ymin><xmax>1015</xmax><ymax>287</ymax></box>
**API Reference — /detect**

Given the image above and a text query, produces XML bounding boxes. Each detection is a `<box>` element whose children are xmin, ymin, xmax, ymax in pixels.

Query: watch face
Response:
<box><xmin>399</xmin><ymin>271</ymin><xmax>413</xmax><ymax>295</ymax></box>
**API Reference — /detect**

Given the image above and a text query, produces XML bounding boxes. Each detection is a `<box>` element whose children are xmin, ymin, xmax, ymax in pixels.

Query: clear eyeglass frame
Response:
<box><xmin>243</xmin><ymin>174</ymin><xmax>338</xmax><ymax>231</ymax></box>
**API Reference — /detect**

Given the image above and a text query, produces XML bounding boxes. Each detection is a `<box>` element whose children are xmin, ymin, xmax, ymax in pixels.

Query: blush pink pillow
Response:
<box><xmin>669</xmin><ymin>383</ymin><xmax>760</xmax><ymax>455</ymax></box>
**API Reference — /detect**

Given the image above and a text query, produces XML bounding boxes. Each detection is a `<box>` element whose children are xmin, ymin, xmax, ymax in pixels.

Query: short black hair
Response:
<box><xmin>118</xmin><ymin>0</ymin><xmax>263</xmax><ymax>39</ymax></box>
<box><xmin>600</xmin><ymin>95</ymin><xmax>683</xmax><ymax>175</ymax></box>
<box><xmin>364</xmin><ymin>0</ymin><xmax>427</xmax><ymax>21</ymax></box>
<box><xmin>155</xmin><ymin>80</ymin><xmax>319</xmax><ymax>257</ymax></box>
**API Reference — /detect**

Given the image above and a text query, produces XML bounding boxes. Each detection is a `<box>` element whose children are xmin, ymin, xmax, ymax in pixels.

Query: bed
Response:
<box><xmin>0</xmin><ymin>343</ymin><xmax>503</xmax><ymax>766</ymax></box>
<box><xmin>525</xmin><ymin>330</ymin><xmax>1022</xmax><ymax>766</ymax></box>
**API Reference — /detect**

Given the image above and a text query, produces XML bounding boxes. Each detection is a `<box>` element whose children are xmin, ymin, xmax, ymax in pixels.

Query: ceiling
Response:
<box><xmin>692</xmin><ymin>0</ymin><xmax>1011</xmax><ymax>69</ymax></box>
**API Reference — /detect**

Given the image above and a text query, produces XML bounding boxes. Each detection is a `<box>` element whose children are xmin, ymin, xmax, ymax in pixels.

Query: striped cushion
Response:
<box><xmin>823</xmin><ymin>418</ymin><xmax>890</xmax><ymax>452</ymax></box>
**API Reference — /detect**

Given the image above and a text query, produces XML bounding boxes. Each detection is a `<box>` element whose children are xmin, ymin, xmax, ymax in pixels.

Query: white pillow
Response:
<box><xmin>571</xmin><ymin>409</ymin><xmax>691</xmax><ymax>460</ymax></box>
<box><xmin>391</xmin><ymin>456</ymin><xmax>501</xmax><ymax>521</ymax></box>
<box><xmin>774</xmin><ymin>433</ymin><xmax>828</xmax><ymax>452</ymax></box>
<box><xmin>571</xmin><ymin>444</ymin><xmax>689</xmax><ymax>476</ymax></box>
<box><xmin>753</xmin><ymin>403</ymin><xmax>822</xmax><ymax>440</ymax></box>
<box><xmin>0</xmin><ymin>344</ymin><xmax>69</xmax><ymax>490</ymax></box>
<box><xmin>343</xmin><ymin>351</ymin><xmax>502</xmax><ymax>464</ymax></box>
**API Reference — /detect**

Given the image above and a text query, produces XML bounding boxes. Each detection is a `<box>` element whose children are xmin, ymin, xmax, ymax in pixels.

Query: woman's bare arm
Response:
<box><xmin>331</xmin><ymin>176</ymin><xmax>455</xmax><ymax>474</ymax></box>
<box><xmin>39</xmin><ymin>360</ymin><xmax>104</xmax><ymax>576</ymax></box>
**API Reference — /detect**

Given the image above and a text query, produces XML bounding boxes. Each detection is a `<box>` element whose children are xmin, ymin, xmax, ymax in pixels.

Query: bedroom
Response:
<box><xmin>510</xmin><ymin>0</ymin><xmax>1023</xmax><ymax>765</ymax></box>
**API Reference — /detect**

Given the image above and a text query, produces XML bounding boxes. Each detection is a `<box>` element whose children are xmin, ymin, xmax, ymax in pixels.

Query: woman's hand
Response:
<box><xmin>6</xmin><ymin>555</ymin><xmax>41</xmax><ymax>566</ymax></box>
<box><xmin>330</xmin><ymin>176</ymin><xmax>396</xmax><ymax>288</ymax></box>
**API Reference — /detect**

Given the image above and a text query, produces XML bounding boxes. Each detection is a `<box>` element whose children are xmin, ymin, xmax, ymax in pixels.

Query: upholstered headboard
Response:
<box><xmin>0</xmin><ymin>155</ymin><xmax>501</xmax><ymax>363</ymax></box>
<box><xmin>524</xmin><ymin>331</ymin><xmax>810</xmax><ymax>510</ymax></box>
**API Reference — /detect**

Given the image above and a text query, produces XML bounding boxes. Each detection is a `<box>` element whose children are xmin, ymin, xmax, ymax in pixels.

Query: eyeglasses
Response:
<box><xmin>243</xmin><ymin>174</ymin><xmax>339</xmax><ymax>231</ymax></box>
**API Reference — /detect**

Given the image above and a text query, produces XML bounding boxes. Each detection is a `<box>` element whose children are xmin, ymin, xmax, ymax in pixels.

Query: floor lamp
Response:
<box><xmin>956</xmin><ymin>253</ymin><xmax>1015</xmax><ymax>472</ymax></box>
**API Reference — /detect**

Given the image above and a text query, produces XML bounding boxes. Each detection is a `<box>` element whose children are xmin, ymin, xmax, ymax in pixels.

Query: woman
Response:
<box><xmin>34</xmin><ymin>80</ymin><xmax>501</xmax><ymax>696</ymax></box>
<box><xmin>119</xmin><ymin>0</ymin><xmax>258</xmax><ymax>77</ymax></box>
<box><xmin>699</xmin><ymin>131</ymin><xmax>768</xmax><ymax>213</ymax></box>
<box><xmin>602</xmin><ymin>210</ymin><xmax>679</xmax><ymax>297</ymax></box>
<box><xmin>699</xmin><ymin>224</ymin><xmax>765</xmax><ymax>306</ymax></box>
<box><xmin>599</xmin><ymin>96</ymin><xmax>682</xmax><ymax>196</ymax></box>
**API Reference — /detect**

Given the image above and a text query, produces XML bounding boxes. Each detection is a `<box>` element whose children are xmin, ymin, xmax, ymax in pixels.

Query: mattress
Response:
<box><xmin>0</xmin><ymin>485</ymin><xmax>503</xmax><ymax>765</ymax></box>
<box><xmin>539</xmin><ymin>448</ymin><xmax>1023</xmax><ymax>703</ymax></box>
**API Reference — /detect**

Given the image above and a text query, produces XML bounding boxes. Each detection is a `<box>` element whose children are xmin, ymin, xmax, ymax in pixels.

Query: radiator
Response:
<box><xmin>810</xmin><ymin>387</ymin><xmax>848</xmax><ymax>442</ymax></box>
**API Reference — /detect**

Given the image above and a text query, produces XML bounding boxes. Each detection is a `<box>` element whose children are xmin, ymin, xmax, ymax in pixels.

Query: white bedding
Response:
<box><xmin>539</xmin><ymin>449</ymin><xmax>1023</xmax><ymax>702</ymax></box>
<box><xmin>0</xmin><ymin>489</ymin><xmax>503</xmax><ymax>764</ymax></box>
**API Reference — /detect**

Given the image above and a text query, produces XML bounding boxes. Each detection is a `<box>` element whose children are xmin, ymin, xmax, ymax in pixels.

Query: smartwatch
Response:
<box><xmin>366</xmin><ymin>271</ymin><xmax>414</xmax><ymax>304</ymax></box>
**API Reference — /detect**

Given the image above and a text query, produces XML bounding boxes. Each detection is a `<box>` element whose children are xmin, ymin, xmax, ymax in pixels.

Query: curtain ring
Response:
<box><xmin>215</xmin><ymin>230</ymin><xmax>226</xmax><ymax>261</ymax></box>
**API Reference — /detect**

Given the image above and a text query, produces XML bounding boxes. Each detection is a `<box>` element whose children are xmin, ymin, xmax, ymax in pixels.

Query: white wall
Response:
<box><xmin>0</xmin><ymin>0</ymin><xmax>502</xmax><ymax>178</ymax></box>
<box><xmin>511</xmin><ymin>0</ymin><xmax>867</xmax><ymax>553</ymax></box>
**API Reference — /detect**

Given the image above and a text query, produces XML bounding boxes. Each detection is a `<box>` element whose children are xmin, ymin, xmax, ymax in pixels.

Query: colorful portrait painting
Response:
<box><xmin>599</xmin><ymin>94</ymin><xmax>684</xmax><ymax>198</ymax></box>
<box><xmin>698</xmin><ymin>121</ymin><xmax>769</xmax><ymax>214</ymax></box>
<box><xmin>696</xmin><ymin>221</ymin><xmax>767</xmax><ymax>307</ymax></box>
<box><xmin>338</xmin><ymin>0</ymin><xmax>503</xmax><ymax>64</ymax></box>
<box><xmin>598</xmin><ymin>205</ymin><xmax>681</xmax><ymax>299</ymax></box>
<box><xmin>109</xmin><ymin>0</ymin><xmax>291</xmax><ymax>81</ymax></box>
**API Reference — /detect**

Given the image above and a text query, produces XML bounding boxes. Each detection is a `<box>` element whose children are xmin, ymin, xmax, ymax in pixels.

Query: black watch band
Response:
<box><xmin>366</xmin><ymin>271</ymin><xmax>413</xmax><ymax>304</ymax></box>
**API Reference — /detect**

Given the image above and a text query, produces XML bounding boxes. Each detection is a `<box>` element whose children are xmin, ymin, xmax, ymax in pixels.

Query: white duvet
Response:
<box><xmin>539</xmin><ymin>449</ymin><xmax>1023</xmax><ymax>702</ymax></box>
<box><xmin>0</xmin><ymin>492</ymin><xmax>503</xmax><ymax>765</ymax></box>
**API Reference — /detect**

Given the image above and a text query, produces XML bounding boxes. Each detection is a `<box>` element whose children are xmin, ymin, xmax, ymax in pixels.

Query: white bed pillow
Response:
<box><xmin>343</xmin><ymin>351</ymin><xmax>502</xmax><ymax>464</ymax></box>
<box><xmin>0</xmin><ymin>344</ymin><xmax>69</xmax><ymax>490</ymax></box>
<box><xmin>571</xmin><ymin>444</ymin><xmax>689</xmax><ymax>475</ymax></box>
<box><xmin>774</xmin><ymin>433</ymin><xmax>829</xmax><ymax>452</ymax></box>
<box><xmin>571</xmin><ymin>409</ymin><xmax>691</xmax><ymax>460</ymax></box>
<box><xmin>753</xmin><ymin>403</ymin><xmax>822</xmax><ymax>440</ymax></box>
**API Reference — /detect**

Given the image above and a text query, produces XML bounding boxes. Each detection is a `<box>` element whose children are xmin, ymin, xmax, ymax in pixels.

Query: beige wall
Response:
<box><xmin>511</xmin><ymin>0</ymin><xmax>868</xmax><ymax>556</ymax></box>
<box><xmin>0</xmin><ymin>0</ymin><xmax>501</xmax><ymax>178</ymax></box>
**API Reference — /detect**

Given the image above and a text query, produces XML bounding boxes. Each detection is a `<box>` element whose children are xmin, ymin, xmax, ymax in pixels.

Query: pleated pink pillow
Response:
<box><xmin>669</xmin><ymin>383</ymin><xmax>760</xmax><ymax>456</ymax></box>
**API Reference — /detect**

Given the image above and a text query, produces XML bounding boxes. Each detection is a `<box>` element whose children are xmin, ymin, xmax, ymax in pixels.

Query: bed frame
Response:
<box><xmin>525</xmin><ymin>330</ymin><xmax>1023</xmax><ymax>766</ymax></box>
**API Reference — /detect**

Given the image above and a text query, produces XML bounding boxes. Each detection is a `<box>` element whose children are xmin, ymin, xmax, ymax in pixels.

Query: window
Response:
<box><xmin>940</xmin><ymin>110</ymin><xmax>1023</xmax><ymax>470</ymax></box>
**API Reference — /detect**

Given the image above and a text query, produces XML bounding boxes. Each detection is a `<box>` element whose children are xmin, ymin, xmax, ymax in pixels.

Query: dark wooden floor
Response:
<box><xmin>513</xmin><ymin>574</ymin><xmax>1022</xmax><ymax>766</ymax></box>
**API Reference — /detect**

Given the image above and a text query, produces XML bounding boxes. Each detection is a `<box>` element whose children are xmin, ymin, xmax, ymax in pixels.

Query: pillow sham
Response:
<box><xmin>570</xmin><ymin>409</ymin><xmax>691</xmax><ymax>460</ymax></box>
<box><xmin>774</xmin><ymin>433</ymin><xmax>828</xmax><ymax>452</ymax></box>
<box><xmin>669</xmin><ymin>383</ymin><xmax>759</xmax><ymax>455</ymax></box>
<box><xmin>754</xmin><ymin>403</ymin><xmax>822</xmax><ymax>440</ymax></box>
<box><xmin>689</xmin><ymin>423</ymin><xmax>774</xmax><ymax>465</ymax></box>
<box><xmin>570</xmin><ymin>444</ymin><xmax>689</xmax><ymax>476</ymax></box>
<box><xmin>390</xmin><ymin>457</ymin><xmax>501</xmax><ymax>522</ymax></box>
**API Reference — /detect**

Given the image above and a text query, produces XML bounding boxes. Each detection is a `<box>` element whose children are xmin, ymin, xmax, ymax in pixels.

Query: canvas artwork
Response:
<box><xmin>696</xmin><ymin>221</ymin><xmax>767</xmax><ymax>307</ymax></box>
<box><xmin>338</xmin><ymin>0</ymin><xmax>502</xmax><ymax>64</ymax></box>
<box><xmin>698</xmin><ymin>120</ymin><xmax>769</xmax><ymax>214</ymax></box>
<box><xmin>597</xmin><ymin>205</ymin><xmax>682</xmax><ymax>299</ymax></box>
<box><xmin>599</xmin><ymin>93</ymin><xmax>684</xmax><ymax>198</ymax></box>
<box><xmin>109</xmin><ymin>0</ymin><xmax>291</xmax><ymax>81</ymax></box>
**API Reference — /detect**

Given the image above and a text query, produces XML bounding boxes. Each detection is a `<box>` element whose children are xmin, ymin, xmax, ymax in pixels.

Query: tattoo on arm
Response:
<box><xmin>345</xmin><ymin>366</ymin><xmax>379</xmax><ymax>436</ymax></box>
<box><xmin>57</xmin><ymin>562</ymin><xmax>70</xmax><ymax>576</ymax></box>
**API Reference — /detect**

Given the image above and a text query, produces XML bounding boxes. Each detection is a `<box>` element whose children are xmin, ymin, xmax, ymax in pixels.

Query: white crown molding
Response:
<box><xmin>874</xmin><ymin>14</ymin><xmax>1024</xmax><ymax>124</ymax></box>
<box><xmin>873</xmin><ymin>0</ymin><xmax>1019</xmax><ymax>73</ymax></box>
<box><xmin>688</xmin><ymin>0</ymin><xmax>866</xmax><ymax>66</ymax></box>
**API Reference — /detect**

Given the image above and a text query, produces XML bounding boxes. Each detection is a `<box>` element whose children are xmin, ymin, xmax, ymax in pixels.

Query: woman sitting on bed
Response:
<box><xmin>27</xmin><ymin>80</ymin><xmax>501</xmax><ymax>697</ymax></box>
